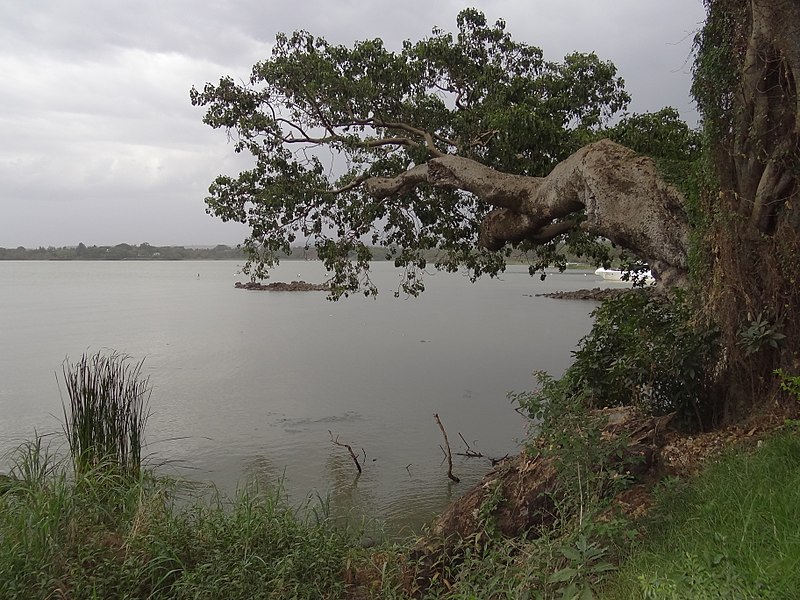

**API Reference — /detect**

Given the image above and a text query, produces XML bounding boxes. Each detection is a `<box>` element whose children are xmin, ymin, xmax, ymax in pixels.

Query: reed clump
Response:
<box><xmin>0</xmin><ymin>350</ymin><xmax>363</xmax><ymax>599</ymax></box>
<box><xmin>61</xmin><ymin>351</ymin><xmax>150</xmax><ymax>477</ymax></box>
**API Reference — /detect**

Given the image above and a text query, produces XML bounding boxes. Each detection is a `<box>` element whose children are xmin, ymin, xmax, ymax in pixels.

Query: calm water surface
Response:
<box><xmin>0</xmin><ymin>260</ymin><xmax>620</xmax><ymax>533</ymax></box>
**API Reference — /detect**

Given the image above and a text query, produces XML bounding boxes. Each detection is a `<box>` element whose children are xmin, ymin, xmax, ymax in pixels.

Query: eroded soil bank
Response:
<box><xmin>376</xmin><ymin>406</ymin><xmax>789</xmax><ymax>597</ymax></box>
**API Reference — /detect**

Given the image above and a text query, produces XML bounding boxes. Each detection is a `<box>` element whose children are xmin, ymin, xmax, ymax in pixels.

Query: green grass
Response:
<box><xmin>0</xmin><ymin>439</ymin><xmax>359</xmax><ymax>599</ymax></box>
<box><xmin>2</xmin><ymin>351</ymin><xmax>368</xmax><ymax>599</ymax></box>
<box><xmin>5</xmin><ymin>432</ymin><xmax>799</xmax><ymax>599</ymax></box>
<box><xmin>601</xmin><ymin>431</ymin><xmax>800</xmax><ymax>599</ymax></box>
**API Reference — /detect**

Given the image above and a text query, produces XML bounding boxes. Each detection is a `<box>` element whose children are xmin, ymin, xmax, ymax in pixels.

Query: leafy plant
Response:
<box><xmin>475</xmin><ymin>479</ymin><xmax>505</xmax><ymax>543</ymax></box>
<box><xmin>638</xmin><ymin>551</ymin><xmax>776</xmax><ymax>599</ymax></box>
<box><xmin>775</xmin><ymin>368</ymin><xmax>800</xmax><ymax>400</ymax></box>
<box><xmin>548</xmin><ymin>532</ymin><xmax>616</xmax><ymax>600</ymax></box>
<box><xmin>775</xmin><ymin>368</ymin><xmax>800</xmax><ymax>428</ymax></box>
<box><xmin>738</xmin><ymin>313</ymin><xmax>785</xmax><ymax>356</ymax></box>
<box><xmin>565</xmin><ymin>290</ymin><xmax>718</xmax><ymax>428</ymax></box>
<box><xmin>512</xmin><ymin>369</ymin><xmax>640</xmax><ymax>515</ymax></box>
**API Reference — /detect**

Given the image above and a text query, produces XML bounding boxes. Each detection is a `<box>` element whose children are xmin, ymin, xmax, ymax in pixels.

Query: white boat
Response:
<box><xmin>594</xmin><ymin>267</ymin><xmax>655</xmax><ymax>284</ymax></box>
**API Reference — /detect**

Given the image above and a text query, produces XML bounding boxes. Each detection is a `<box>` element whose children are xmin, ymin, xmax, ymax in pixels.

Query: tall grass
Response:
<box><xmin>601</xmin><ymin>431</ymin><xmax>800</xmax><ymax>599</ymax></box>
<box><xmin>0</xmin><ymin>443</ymin><xmax>359</xmax><ymax>599</ymax></box>
<box><xmin>61</xmin><ymin>351</ymin><xmax>150</xmax><ymax>477</ymax></box>
<box><xmin>7</xmin><ymin>349</ymin><xmax>797</xmax><ymax>598</ymax></box>
<box><xmin>0</xmin><ymin>350</ymin><xmax>362</xmax><ymax>599</ymax></box>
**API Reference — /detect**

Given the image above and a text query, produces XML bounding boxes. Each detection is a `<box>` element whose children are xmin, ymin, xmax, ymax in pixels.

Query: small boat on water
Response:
<box><xmin>594</xmin><ymin>267</ymin><xmax>655</xmax><ymax>284</ymax></box>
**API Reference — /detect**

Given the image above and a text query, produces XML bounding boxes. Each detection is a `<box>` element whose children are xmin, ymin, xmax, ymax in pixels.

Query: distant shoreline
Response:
<box><xmin>1</xmin><ymin>245</ymin><xmax>602</xmax><ymax>268</ymax></box>
<box><xmin>0</xmin><ymin>244</ymin><xmax>290</xmax><ymax>261</ymax></box>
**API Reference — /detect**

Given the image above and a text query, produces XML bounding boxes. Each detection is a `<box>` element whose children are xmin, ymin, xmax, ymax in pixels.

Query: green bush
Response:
<box><xmin>565</xmin><ymin>291</ymin><xmax>718</xmax><ymax>428</ymax></box>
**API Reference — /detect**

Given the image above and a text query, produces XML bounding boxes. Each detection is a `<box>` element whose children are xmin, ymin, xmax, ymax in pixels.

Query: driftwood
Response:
<box><xmin>455</xmin><ymin>432</ymin><xmax>484</xmax><ymax>458</ymax></box>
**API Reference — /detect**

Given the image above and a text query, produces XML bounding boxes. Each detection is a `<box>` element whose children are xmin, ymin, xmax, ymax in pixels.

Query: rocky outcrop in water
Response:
<box><xmin>534</xmin><ymin>287</ymin><xmax>641</xmax><ymax>301</ymax></box>
<box><xmin>234</xmin><ymin>280</ymin><xmax>330</xmax><ymax>292</ymax></box>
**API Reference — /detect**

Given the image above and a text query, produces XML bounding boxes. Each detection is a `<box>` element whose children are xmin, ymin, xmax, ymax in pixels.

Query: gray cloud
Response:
<box><xmin>0</xmin><ymin>0</ymin><xmax>705</xmax><ymax>248</ymax></box>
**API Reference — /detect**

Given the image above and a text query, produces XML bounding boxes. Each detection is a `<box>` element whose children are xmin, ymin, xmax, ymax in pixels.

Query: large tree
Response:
<box><xmin>192</xmin><ymin>2</ymin><xmax>798</xmax><ymax>418</ymax></box>
<box><xmin>690</xmin><ymin>0</ymin><xmax>799</xmax><ymax>414</ymax></box>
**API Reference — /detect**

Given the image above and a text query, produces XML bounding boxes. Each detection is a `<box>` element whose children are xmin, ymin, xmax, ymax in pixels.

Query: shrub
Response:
<box><xmin>565</xmin><ymin>291</ymin><xmax>718</xmax><ymax>428</ymax></box>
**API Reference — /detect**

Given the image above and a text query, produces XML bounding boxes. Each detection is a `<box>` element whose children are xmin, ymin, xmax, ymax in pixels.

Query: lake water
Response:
<box><xmin>0</xmin><ymin>260</ymin><xmax>620</xmax><ymax>534</ymax></box>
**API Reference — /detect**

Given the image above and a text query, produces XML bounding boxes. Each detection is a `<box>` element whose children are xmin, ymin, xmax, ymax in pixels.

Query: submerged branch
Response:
<box><xmin>456</xmin><ymin>432</ymin><xmax>484</xmax><ymax>458</ymax></box>
<box><xmin>434</xmin><ymin>413</ymin><xmax>460</xmax><ymax>483</ymax></box>
<box><xmin>329</xmin><ymin>431</ymin><xmax>362</xmax><ymax>474</ymax></box>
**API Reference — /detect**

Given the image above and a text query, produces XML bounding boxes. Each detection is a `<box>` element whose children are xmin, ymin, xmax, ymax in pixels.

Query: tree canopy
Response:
<box><xmin>194</xmin><ymin>1</ymin><xmax>799</xmax><ymax>420</ymax></box>
<box><xmin>191</xmin><ymin>9</ymin><xmax>691</xmax><ymax>297</ymax></box>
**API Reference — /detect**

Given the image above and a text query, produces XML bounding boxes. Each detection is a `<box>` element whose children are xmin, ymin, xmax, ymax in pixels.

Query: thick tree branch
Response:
<box><xmin>527</xmin><ymin>219</ymin><xmax>581</xmax><ymax>243</ymax></box>
<box><xmin>363</xmin><ymin>164</ymin><xmax>430</xmax><ymax>198</ymax></box>
<box><xmin>350</xmin><ymin>118</ymin><xmax>450</xmax><ymax>157</ymax></box>
<box><xmin>362</xmin><ymin>139</ymin><xmax>691</xmax><ymax>286</ymax></box>
<box><xmin>428</xmin><ymin>155</ymin><xmax>544</xmax><ymax>211</ymax></box>
<box><xmin>329</xmin><ymin>174</ymin><xmax>371</xmax><ymax>194</ymax></box>
<box><xmin>277</xmin><ymin>115</ymin><xmax>449</xmax><ymax>158</ymax></box>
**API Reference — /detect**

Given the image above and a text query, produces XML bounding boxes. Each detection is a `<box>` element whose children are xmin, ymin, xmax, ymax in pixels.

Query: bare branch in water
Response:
<box><xmin>434</xmin><ymin>413</ymin><xmax>459</xmax><ymax>483</ymax></box>
<box><xmin>329</xmin><ymin>430</ymin><xmax>362</xmax><ymax>474</ymax></box>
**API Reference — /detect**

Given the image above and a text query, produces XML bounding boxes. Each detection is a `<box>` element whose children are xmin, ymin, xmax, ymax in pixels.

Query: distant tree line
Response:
<box><xmin>0</xmin><ymin>242</ymin><xmax>250</xmax><ymax>261</ymax></box>
<box><xmin>0</xmin><ymin>242</ymin><xmax>597</xmax><ymax>268</ymax></box>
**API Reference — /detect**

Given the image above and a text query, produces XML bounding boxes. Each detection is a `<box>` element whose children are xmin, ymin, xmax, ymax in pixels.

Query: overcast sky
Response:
<box><xmin>0</xmin><ymin>0</ymin><xmax>706</xmax><ymax>248</ymax></box>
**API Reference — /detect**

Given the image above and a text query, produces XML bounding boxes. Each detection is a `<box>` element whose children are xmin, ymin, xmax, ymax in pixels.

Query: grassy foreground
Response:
<box><xmin>600</xmin><ymin>429</ymin><xmax>800</xmax><ymax>599</ymax></box>
<box><xmin>2</xmin><ymin>430</ymin><xmax>799</xmax><ymax>598</ymax></box>
<box><xmin>0</xmin><ymin>439</ymin><xmax>359</xmax><ymax>599</ymax></box>
<box><xmin>3</xmin><ymin>351</ymin><xmax>798</xmax><ymax>598</ymax></box>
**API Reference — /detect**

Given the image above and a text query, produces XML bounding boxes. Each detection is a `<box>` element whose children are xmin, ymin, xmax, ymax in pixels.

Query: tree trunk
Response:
<box><xmin>696</xmin><ymin>0</ymin><xmax>800</xmax><ymax>415</ymax></box>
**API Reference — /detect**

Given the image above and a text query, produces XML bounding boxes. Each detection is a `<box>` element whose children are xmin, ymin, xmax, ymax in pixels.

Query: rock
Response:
<box><xmin>535</xmin><ymin>287</ymin><xmax>637</xmax><ymax>301</ymax></box>
<box><xmin>234</xmin><ymin>280</ymin><xmax>330</xmax><ymax>292</ymax></box>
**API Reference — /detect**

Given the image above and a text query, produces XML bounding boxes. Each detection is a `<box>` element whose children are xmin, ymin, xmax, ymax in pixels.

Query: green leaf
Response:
<box><xmin>561</xmin><ymin>547</ymin><xmax>582</xmax><ymax>562</ymax></box>
<box><xmin>590</xmin><ymin>561</ymin><xmax>616</xmax><ymax>573</ymax></box>
<box><xmin>550</xmin><ymin>567</ymin><xmax>578</xmax><ymax>583</ymax></box>
<box><xmin>192</xmin><ymin>9</ymin><xmax>634</xmax><ymax>298</ymax></box>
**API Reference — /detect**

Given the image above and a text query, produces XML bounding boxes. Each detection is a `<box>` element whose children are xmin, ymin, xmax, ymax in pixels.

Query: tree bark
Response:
<box><xmin>730</xmin><ymin>0</ymin><xmax>800</xmax><ymax>233</ymax></box>
<box><xmin>696</xmin><ymin>0</ymin><xmax>800</xmax><ymax>414</ymax></box>
<box><xmin>365</xmin><ymin>139</ymin><xmax>690</xmax><ymax>287</ymax></box>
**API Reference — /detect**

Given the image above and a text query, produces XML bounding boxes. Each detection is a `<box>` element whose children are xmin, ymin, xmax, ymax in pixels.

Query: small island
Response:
<box><xmin>234</xmin><ymin>280</ymin><xmax>330</xmax><ymax>292</ymax></box>
<box><xmin>535</xmin><ymin>287</ymin><xmax>638</xmax><ymax>301</ymax></box>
